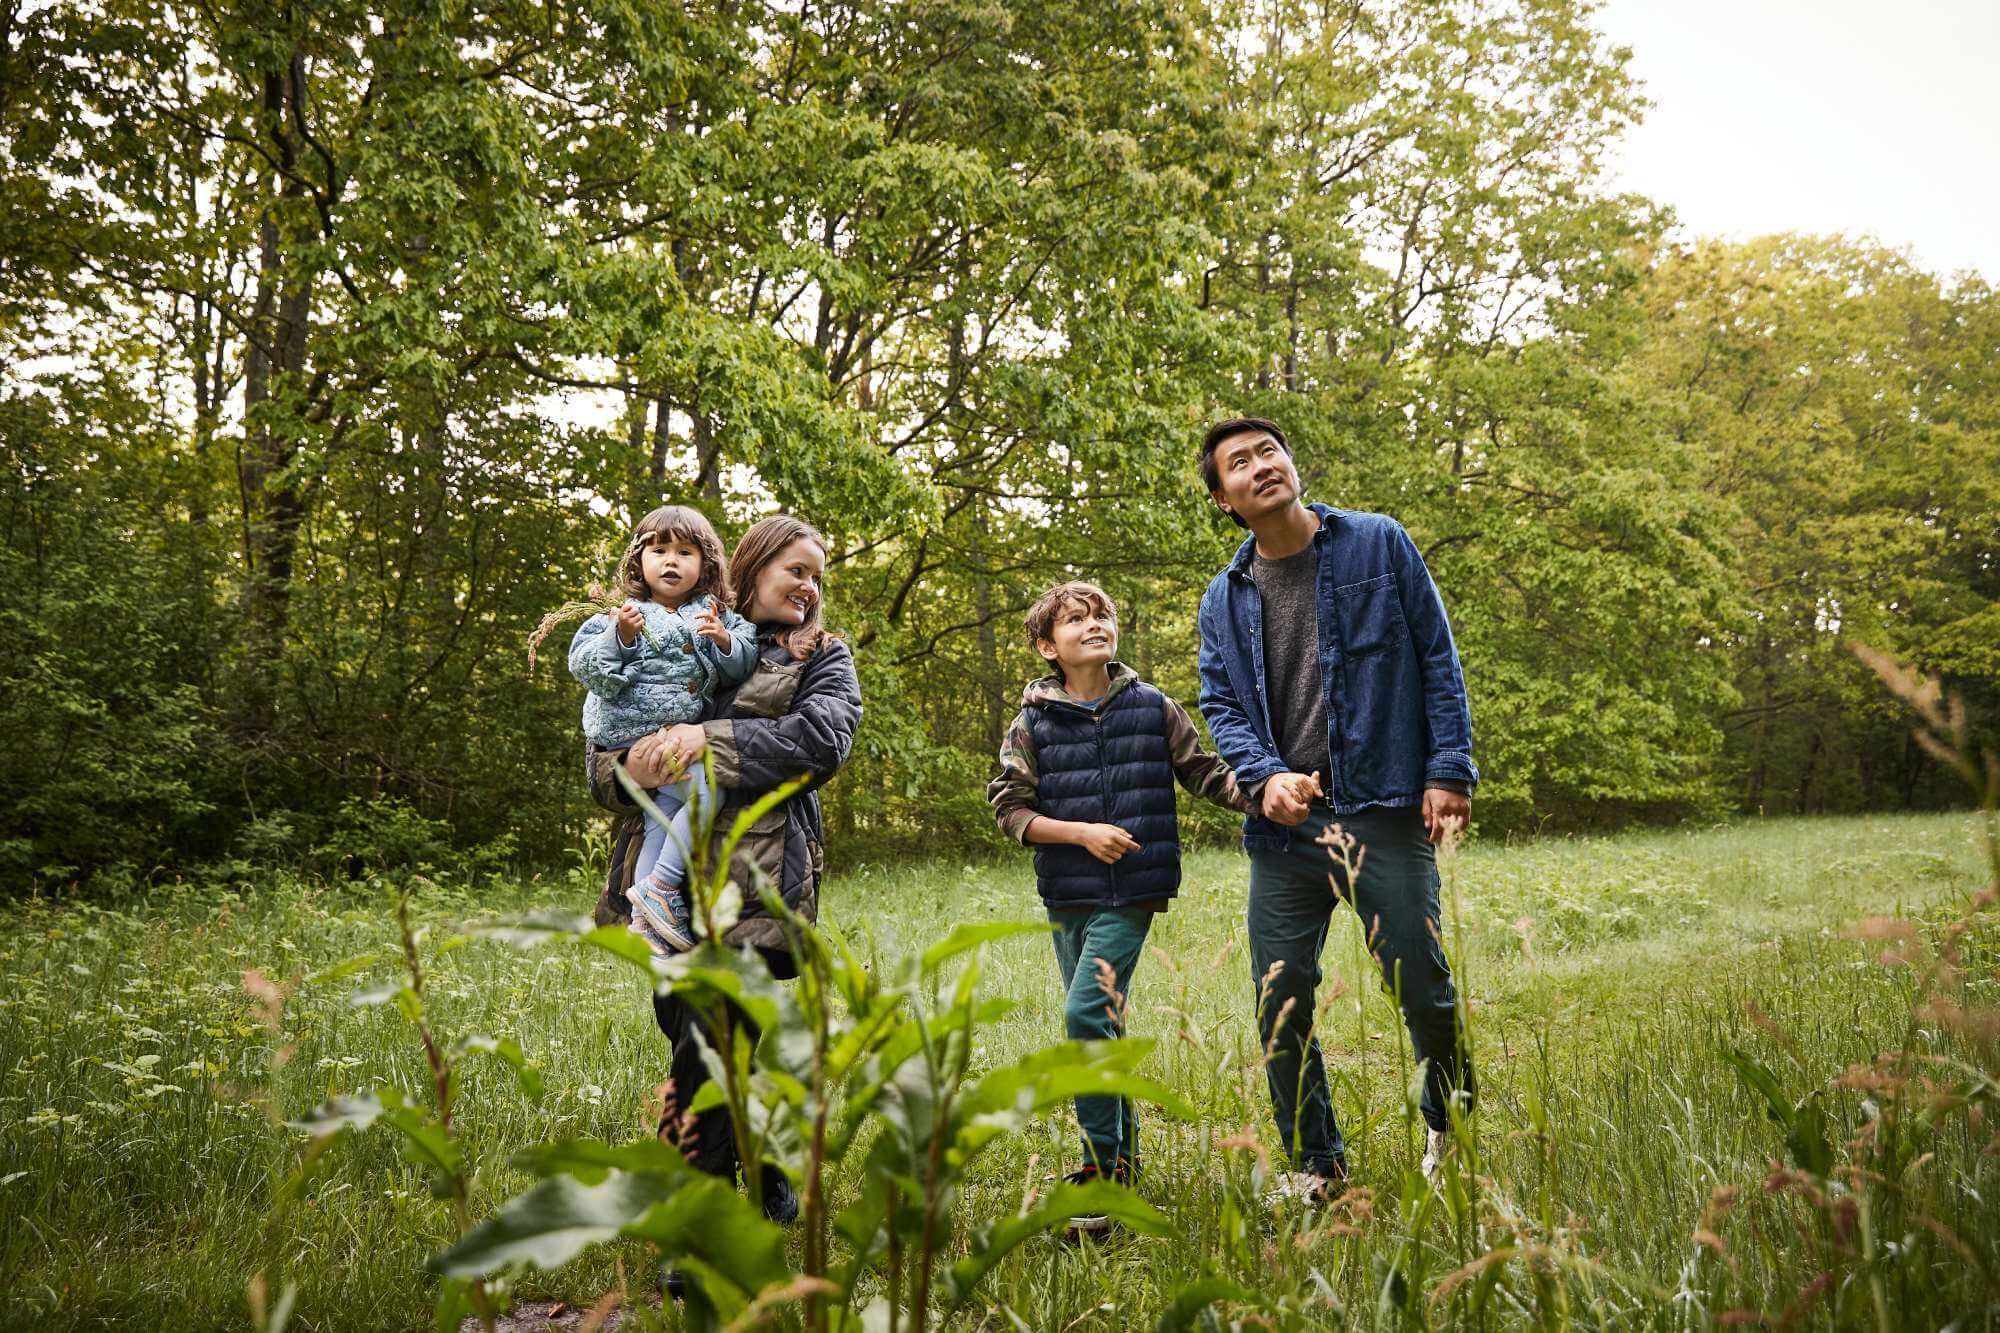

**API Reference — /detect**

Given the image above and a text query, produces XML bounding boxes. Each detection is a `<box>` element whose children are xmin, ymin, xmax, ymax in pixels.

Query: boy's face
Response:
<box><xmin>1037</xmin><ymin>597</ymin><xmax>1117</xmax><ymax>675</ymax></box>
<box><xmin>640</xmin><ymin>537</ymin><xmax>704</xmax><ymax>605</ymax></box>
<box><xmin>1209</xmin><ymin>429</ymin><xmax>1300</xmax><ymax>525</ymax></box>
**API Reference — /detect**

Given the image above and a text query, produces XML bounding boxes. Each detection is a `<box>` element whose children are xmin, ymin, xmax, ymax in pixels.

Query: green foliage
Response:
<box><xmin>1</xmin><ymin>0</ymin><xmax>1994</xmax><ymax>890</ymax></box>
<box><xmin>4</xmin><ymin>813</ymin><xmax>1995</xmax><ymax>1328</ymax></box>
<box><xmin>0</xmin><ymin>388</ymin><xmax>222</xmax><ymax>888</ymax></box>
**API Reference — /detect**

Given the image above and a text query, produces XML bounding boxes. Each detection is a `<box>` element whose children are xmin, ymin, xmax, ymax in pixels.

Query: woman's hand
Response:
<box><xmin>628</xmin><ymin>723</ymin><xmax>707</xmax><ymax>787</ymax></box>
<box><xmin>654</xmin><ymin>722</ymin><xmax>710</xmax><ymax>779</ymax></box>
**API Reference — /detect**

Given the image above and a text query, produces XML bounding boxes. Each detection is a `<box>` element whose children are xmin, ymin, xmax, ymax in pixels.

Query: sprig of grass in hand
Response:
<box><xmin>526</xmin><ymin>595</ymin><xmax>661</xmax><ymax>674</ymax></box>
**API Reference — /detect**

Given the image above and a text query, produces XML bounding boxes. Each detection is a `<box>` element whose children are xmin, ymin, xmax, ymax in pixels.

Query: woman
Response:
<box><xmin>584</xmin><ymin>513</ymin><xmax>860</xmax><ymax>1220</ymax></box>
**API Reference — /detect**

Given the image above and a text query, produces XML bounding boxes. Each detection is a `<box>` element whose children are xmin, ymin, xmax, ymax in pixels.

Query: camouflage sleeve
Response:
<box><xmin>1164</xmin><ymin>697</ymin><xmax>1252</xmax><ymax>814</ymax></box>
<box><xmin>986</xmin><ymin>710</ymin><xmax>1042</xmax><ymax>844</ymax></box>
<box><xmin>586</xmin><ymin>741</ymin><xmax>639</xmax><ymax>814</ymax></box>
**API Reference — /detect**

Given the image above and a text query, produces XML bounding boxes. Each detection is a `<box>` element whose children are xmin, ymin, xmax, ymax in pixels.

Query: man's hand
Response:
<box><xmin>614</xmin><ymin>603</ymin><xmax>646</xmax><ymax>647</ymax></box>
<box><xmin>1075</xmin><ymin>823</ymin><xmax>1140</xmax><ymax>864</ymax></box>
<box><xmin>1422</xmin><ymin>786</ymin><xmax>1470</xmax><ymax>843</ymax></box>
<box><xmin>694</xmin><ymin>603</ymin><xmax>732</xmax><ymax>652</ymax></box>
<box><xmin>1260</xmin><ymin>771</ymin><xmax>1324</xmax><ymax>826</ymax></box>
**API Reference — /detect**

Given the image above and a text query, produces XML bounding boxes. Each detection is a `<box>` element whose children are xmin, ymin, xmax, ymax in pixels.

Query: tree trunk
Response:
<box><xmin>692</xmin><ymin>407</ymin><xmax>723</xmax><ymax>504</ymax></box>
<box><xmin>973</xmin><ymin>506</ymin><xmax>1002</xmax><ymax>755</ymax></box>
<box><xmin>239</xmin><ymin>53</ymin><xmax>312</xmax><ymax>724</ymax></box>
<box><xmin>649</xmin><ymin>395</ymin><xmax>671</xmax><ymax>484</ymax></box>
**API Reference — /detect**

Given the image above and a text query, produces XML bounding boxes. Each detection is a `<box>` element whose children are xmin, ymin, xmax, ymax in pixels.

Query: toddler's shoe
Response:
<box><xmin>624</xmin><ymin>896</ymin><xmax>675</xmax><ymax>959</ymax></box>
<box><xmin>631</xmin><ymin>875</ymin><xmax>696</xmax><ymax>953</ymax></box>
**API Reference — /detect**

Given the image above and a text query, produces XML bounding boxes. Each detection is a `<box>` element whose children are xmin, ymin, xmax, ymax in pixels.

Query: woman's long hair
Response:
<box><xmin>730</xmin><ymin>515</ymin><xmax>836</xmax><ymax>661</ymax></box>
<box><xmin>618</xmin><ymin>505</ymin><xmax>731</xmax><ymax>607</ymax></box>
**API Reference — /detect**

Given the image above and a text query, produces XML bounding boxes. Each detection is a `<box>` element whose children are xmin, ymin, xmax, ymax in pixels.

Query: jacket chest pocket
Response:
<box><xmin>730</xmin><ymin>657</ymin><xmax>805</xmax><ymax>718</ymax></box>
<box><xmin>1334</xmin><ymin>572</ymin><xmax>1405</xmax><ymax>659</ymax></box>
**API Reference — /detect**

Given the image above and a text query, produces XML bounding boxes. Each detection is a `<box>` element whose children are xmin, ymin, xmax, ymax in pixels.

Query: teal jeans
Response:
<box><xmin>1248</xmin><ymin>805</ymin><xmax>1475</xmax><ymax>1175</ymax></box>
<box><xmin>1049</xmin><ymin>905</ymin><xmax>1154</xmax><ymax>1173</ymax></box>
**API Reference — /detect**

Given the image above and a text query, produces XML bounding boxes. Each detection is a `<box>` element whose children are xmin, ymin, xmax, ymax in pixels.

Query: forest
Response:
<box><xmin>4</xmin><ymin>0</ymin><xmax>1995</xmax><ymax>887</ymax></box>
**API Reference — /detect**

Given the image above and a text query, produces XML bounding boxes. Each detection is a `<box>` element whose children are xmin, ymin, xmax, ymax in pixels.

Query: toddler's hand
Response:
<box><xmin>1077</xmin><ymin>823</ymin><xmax>1140</xmax><ymax>864</ymax></box>
<box><xmin>694</xmin><ymin>603</ymin><xmax>732</xmax><ymax>652</ymax></box>
<box><xmin>614</xmin><ymin>603</ymin><xmax>646</xmax><ymax>647</ymax></box>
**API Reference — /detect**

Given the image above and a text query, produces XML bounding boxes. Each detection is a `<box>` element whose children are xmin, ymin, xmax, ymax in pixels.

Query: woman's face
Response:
<box><xmin>747</xmin><ymin>537</ymin><xmax>826</xmax><ymax>626</ymax></box>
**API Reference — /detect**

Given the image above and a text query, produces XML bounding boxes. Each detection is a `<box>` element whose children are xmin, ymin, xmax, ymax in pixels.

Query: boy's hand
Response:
<box><xmin>614</xmin><ymin>603</ymin><xmax>646</xmax><ymax>647</ymax></box>
<box><xmin>1260</xmin><ymin>771</ymin><xmax>1323</xmax><ymax>826</ymax></box>
<box><xmin>694</xmin><ymin>603</ymin><xmax>732</xmax><ymax>652</ymax></box>
<box><xmin>1421</xmin><ymin>786</ymin><xmax>1470</xmax><ymax>843</ymax></box>
<box><xmin>1076</xmin><ymin>823</ymin><xmax>1140</xmax><ymax>864</ymax></box>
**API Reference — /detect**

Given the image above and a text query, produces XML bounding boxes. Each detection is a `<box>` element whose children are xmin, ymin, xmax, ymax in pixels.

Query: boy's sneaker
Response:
<box><xmin>630</xmin><ymin>876</ymin><xmax>696</xmax><ymax>953</ymax></box>
<box><xmin>1263</xmin><ymin>1160</ymin><xmax>1348</xmax><ymax>1208</ymax></box>
<box><xmin>1421</xmin><ymin>1127</ymin><xmax>1452</xmax><ymax>1180</ymax></box>
<box><xmin>1061</xmin><ymin>1161</ymin><xmax>1130</xmax><ymax>1234</ymax></box>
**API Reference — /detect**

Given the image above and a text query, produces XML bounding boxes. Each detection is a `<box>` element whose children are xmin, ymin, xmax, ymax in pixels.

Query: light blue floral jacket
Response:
<box><xmin>568</xmin><ymin>595</ymin><xmax>760</xmax><ymax>749</ymax></box>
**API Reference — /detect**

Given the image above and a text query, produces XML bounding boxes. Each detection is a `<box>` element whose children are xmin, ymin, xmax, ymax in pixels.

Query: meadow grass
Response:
<box><xmin>1</xmin><ymin>811</ymin><xmax>1994</xmax><ymax>1330</ymax></box>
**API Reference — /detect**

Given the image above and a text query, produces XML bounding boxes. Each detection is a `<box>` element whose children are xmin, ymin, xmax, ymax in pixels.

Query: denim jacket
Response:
<box><xmin>1197</xmin><ymin>504</ymin><xmax>1477</xmax><ymax>850</ymax></box>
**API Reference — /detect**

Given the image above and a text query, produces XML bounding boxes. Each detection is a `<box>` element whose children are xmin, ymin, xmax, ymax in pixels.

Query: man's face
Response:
<box><xmin>1038</xmin><ymin>598</ymin><xmax>1118</xmax><ymax>675</ymax></box>
<box><xmin>1209</xmin><ymin>430</ymin><xmax>1300</xmax><ymax>525</ymax></box>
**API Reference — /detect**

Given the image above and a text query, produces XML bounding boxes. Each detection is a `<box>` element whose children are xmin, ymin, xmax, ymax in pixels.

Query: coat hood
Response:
<box><xmin>1018</xmin><ymin>661</ymin><xmax>1141</xmax><ymax>711</ymax></box>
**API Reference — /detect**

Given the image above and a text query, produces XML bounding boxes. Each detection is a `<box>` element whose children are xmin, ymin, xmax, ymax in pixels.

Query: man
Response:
<box><xmin>1194</xmin><ymin>416</ymin><xmax>1477</xmax><ymax>1201</ymax></box>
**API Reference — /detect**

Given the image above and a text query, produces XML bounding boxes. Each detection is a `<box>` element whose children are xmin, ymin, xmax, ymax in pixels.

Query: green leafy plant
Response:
<box><xmin>298</xmin><ymin>769</ymin><xmax>1196</xmax><ymax>1328</ymax></box>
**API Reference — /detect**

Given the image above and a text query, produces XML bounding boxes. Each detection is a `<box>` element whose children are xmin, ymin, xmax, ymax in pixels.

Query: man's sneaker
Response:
<box><xmin>1060</xmin><ymin>1163</ymin><xmax>1128</xmax><ymax>1234</ymax></box>
<box><xmin>760</xmin><ymin>1164</ymin><xmax>800</xmax><ymax>1225</ymax></box>
<box><xmin>1262</xmin><ymin>1163</ymin><xmax>1347</xmax><ymax>1208</ymax></box>
<box><xmin>1421</xmin><ymin>1127</ymin><xmax>1452</xmax><ymax>1180</ymax></box>
<box><xmin>630</xmin><ymin>876</ymin><xmax>696</xmax><ymax>952</ymax></box>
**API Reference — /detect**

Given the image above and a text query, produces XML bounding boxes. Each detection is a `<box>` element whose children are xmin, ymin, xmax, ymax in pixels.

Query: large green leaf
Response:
<box><xmin>289</xmin><ymin>1093</ymin><xmax>384</xmax><ymax>1136</ymax></box>
<box><xmin>659</xmin><ymin>941</ymin><xmax>785</xmax><ymax>1030</ymax></box>
<box><xmin>431</xmin><ymin>1171</ymin><xmax>679</xmax><ymax>1276</ymax></box>
<box><xmin>510</xmin><ymin>1136</ymin><xmax>688</xmax><ymax>1184</ymax></box>
<box><xmin>1156</xmin><ymin>1278</ymin><xmax>1258</xmax><ymax>1332</ymax></box>
<box><xmin>943</xmin><ymin>1182</ymin><xmax>1172</xmax><ymax>1312</ymax></box>
<box><xmin>380</xmin><ymin>1105</ymin><xmax>463</xmax><ymax>1177</ymax></box>
<box><xmin>918</xmin><ymin>921</ymin><xmax>1054</xmax><ymax>976</ymax></box>
<box><xmin>623</xmin><ymin>1174</ymin><xmax>793</xmax><ymax>1313</ymax></box>
<box><xmin>1722</xmin><ymin>1047</ymin><xmax>1834</xmax><ymax>1177</ymax></box>
<box><xmin>579</xmin><ymin>923</ymin><xmax>659</xmax><ymax>971</ymax></box>
<box><xmin>474</xmin><ymin>913</ymin><xmax>595</xmax><ymax>951</ymax></box>
<box><xmin>451</xmin><ymin>1033</ymin><xmax>544</xmax><ymax>1101</ymax></box>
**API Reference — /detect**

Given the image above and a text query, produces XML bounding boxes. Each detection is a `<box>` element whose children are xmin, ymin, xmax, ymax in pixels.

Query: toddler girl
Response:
<box><xmin>568</xmin><ymin>505</ymin><xmax>757</xmax><ymax>953</ymax></box>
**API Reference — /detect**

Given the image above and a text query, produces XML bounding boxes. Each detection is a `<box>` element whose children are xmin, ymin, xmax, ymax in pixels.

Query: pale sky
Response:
<box><xmin>1595</xmin><ymin>0</ymin><xmax>2000</xmax><ymax>283</ymax></box>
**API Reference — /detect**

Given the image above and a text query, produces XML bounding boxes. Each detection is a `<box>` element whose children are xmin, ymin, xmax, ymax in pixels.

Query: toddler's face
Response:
<box><xmin>640</xmin><ymin>538</ymin><xmax>704</xmax><ymax>605</ymax></box>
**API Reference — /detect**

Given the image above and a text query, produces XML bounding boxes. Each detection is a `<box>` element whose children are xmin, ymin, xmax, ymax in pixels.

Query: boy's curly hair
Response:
<box><xmin>1023</xmin><ymin>581</ymin><xmax>1117</xmax><ymax>654</ymax></box>
<box><xmin>618</xmin><ymin>505</ymin><xmax>731</xmax><ymax>607</ymax></box>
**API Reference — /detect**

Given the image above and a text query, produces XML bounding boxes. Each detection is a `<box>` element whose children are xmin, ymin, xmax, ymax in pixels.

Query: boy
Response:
<box><xmin>988</xmin><ymin>580</ymin><xmax>1249</xmax><ymax>1231</ymax></box>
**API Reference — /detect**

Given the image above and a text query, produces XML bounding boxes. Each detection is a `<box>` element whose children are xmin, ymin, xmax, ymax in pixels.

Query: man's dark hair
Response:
<box><xmin>1199</xmin><ymin>417</ymin><xmax>1291</xmax><ymax>528</ymax></box>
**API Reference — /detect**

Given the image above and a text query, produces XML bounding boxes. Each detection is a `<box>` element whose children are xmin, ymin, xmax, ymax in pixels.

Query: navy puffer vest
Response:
<box><xmin>1029</xmin><ymin>680</ymin><xmax>1181</xmax><ymax>908</ymax></box>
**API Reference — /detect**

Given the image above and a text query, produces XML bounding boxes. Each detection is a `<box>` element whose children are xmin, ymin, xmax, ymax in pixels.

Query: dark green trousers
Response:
<box><xmin>1248</xmin><ymin>805</ymin><xmax>1475</xmax><ymax>1174</ymax></box>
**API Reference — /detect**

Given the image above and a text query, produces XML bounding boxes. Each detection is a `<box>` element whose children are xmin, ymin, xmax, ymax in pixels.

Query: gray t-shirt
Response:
<box><xmin>1251</xmin><ymin>541</ymin><xmax>1331</xmax><ymax>782</ymax></box>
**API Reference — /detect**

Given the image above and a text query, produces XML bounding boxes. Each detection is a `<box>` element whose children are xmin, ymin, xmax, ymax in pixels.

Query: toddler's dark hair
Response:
<box><xmin>618</xmin><ymin>505</ymin><xmax>730</xmax><ymax>606</ymax></box>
